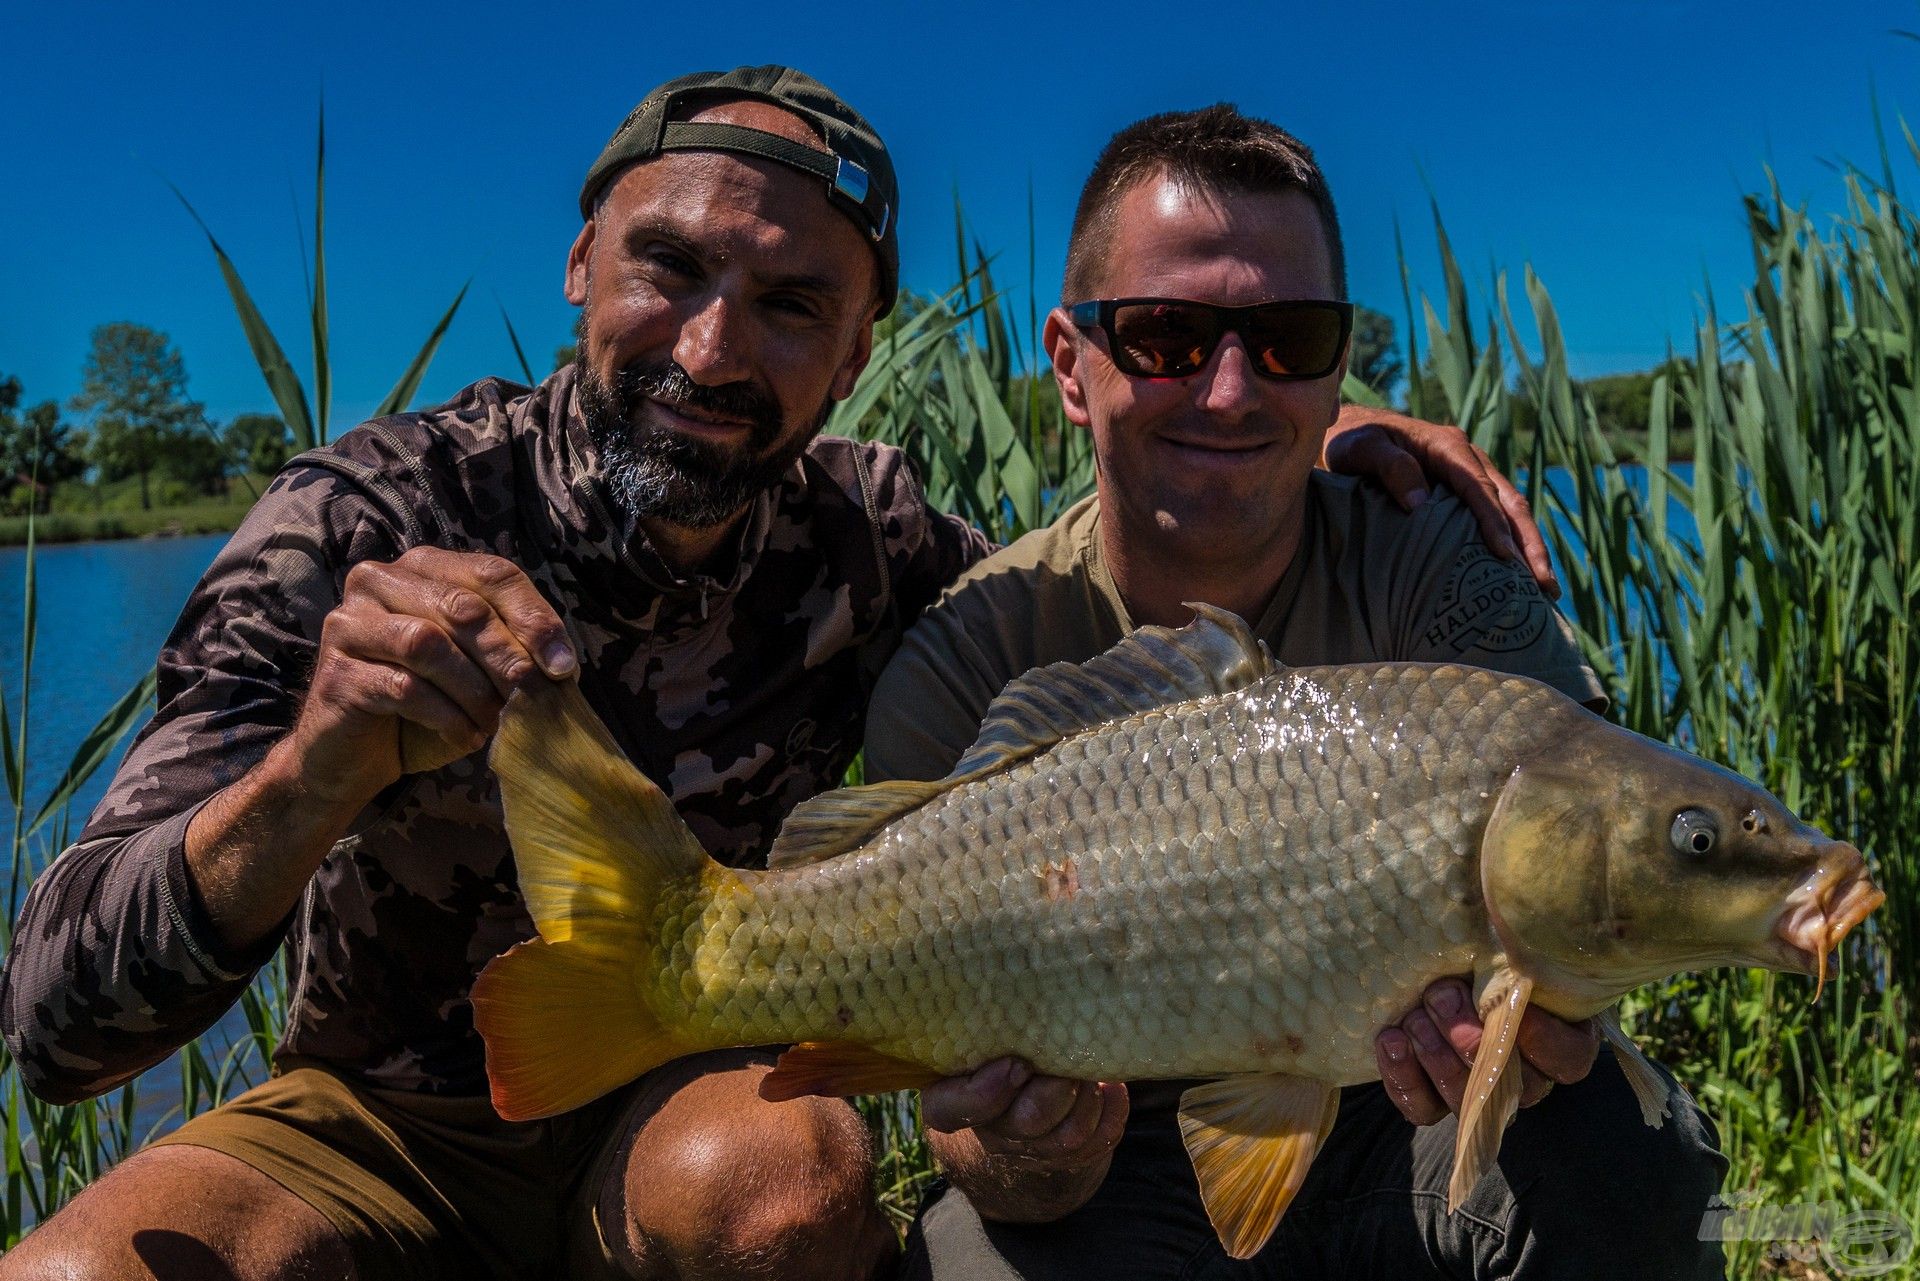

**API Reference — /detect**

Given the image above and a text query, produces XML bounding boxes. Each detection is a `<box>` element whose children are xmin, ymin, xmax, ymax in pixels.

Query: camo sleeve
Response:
<box><xmin>0</xmin><ymin>465</ymin><xmax>406</xmax><ymax>1103</ymax></box>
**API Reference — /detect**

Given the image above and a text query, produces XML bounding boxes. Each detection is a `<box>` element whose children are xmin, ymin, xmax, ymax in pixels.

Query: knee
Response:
<box><xmin>624</xmin><ymin>1094</ymin><xmax>893</xmax><ymax>1281</ymax></box>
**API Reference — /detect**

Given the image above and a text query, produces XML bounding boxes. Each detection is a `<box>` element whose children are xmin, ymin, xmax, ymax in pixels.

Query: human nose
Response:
<box><xmin>1197</xmin><ymin>331</ymin><xmax>1260</xmax><ymax>420</ymax></box>
<box><xmin>672</xmin><ymin>291</ymin><xmax>754</xmax><ymax>386</ymax></box>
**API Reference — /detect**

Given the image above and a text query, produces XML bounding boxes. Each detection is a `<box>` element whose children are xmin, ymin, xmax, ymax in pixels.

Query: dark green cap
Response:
<box><xmin>581</xmin><ymin>66</ymin><xmax>899</xmax><ymax>315</ymax></box>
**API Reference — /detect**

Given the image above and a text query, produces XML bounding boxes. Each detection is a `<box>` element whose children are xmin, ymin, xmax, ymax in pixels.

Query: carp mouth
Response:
<box><xmin>1770</xmin><ymin>843</ymin><xmax>1886</xmax><ymax>1000</ymax></box>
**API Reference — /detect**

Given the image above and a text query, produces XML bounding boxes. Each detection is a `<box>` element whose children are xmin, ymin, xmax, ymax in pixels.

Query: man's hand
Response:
<box><xmin>1322</xmin><ymin>405</ymin><xmax>1560</xmax><ymax>599</ymax></box>
<box><xmin>292</xmin><ymin>547</ymin><xmax>577</xmax><ymax>807</ymax></box>
<box><xmin>1373</xmin><ymin>978</ymin><xmax>1599</xmax><ymax>1126</ymax></box>
<box><xmin>920</xmin><ymin>1058</ymin><xmax>1130</xmax><ymax>1223</ymax></box>
<box><xmin>182</xmin><ymin>549</ymin><xmax>578</xmax><ymax>956</ymax></box>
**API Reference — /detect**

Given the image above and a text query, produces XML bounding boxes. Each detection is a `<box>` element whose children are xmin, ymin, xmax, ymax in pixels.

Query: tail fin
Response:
<box><xmin>472</xmin><ymin>677</ymin><xmax>717</xmax><ymax>1120</ymax></box>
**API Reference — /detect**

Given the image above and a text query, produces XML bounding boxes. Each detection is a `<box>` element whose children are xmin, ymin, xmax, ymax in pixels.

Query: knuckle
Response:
<box><xmin>384</xmin><ymin>668</ymin><xmax>416</xmax><ymax>701</ymax></box>
<box><xmin>470</xmin><ymin>554</ymin><xmax>521</xmax><ymax>589</ymax></box>
<box><xmin>392</xmin><ymin>618</ymin><xmax>444</xmax><ymax>663</ymax></box>
<box><xmin>343</xmin><ymin>560</ymin><xmax>382</xmax><ymax>597</ymax></box>
<box><xmin>439</xmin><ymin>587</ymin><xmax>489</xmax><ymax>627</ymax></box>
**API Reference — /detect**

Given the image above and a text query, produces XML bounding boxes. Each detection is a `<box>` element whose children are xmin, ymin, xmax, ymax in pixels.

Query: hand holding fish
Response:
<box><xmin>472</xmin><ymin>608</ymin><xmax>1884</xmax><ymax>1260</ymax></box>
<box><xmin>1375</xmin><ymin>978</ymin><xmax>1600</xmax><ymax>1125</ymax></box>
<box><xmin>294</xmin><ymin>547</ymin><xmax>577</xmax><ymax>804</ymax></box>
<box><xmin>920</xmin><ymin>1059</ymin><xmax>1131</xmax><ymax>1221</ymax></box>
<box><xmin>179</xmin><ymin>549</ymin><xmax>579</xmax><ymax>956</ymax></box>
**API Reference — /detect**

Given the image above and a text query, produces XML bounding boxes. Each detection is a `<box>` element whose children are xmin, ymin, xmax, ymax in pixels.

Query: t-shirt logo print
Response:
<box><xmin>1423</xmin><ymin>546</ymin><xmax>1550</xmax><ymax>654</ymax></box>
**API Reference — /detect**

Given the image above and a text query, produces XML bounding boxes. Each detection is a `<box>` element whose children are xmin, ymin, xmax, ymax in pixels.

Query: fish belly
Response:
<box><xmin>674</xmin><ymin>665</ymin><xmax>1565</xmax><ymax>1085</ymax></box>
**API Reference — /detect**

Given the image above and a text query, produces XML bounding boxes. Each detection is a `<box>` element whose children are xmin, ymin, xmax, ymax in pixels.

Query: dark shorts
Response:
<box><xmin>150</xmin><ymin>1055</ymin><xmax>640</xmax><ymax>1281</ymax></box>
<box><xmin>903</xmin><ymin>1049</ymin><xmax>1729</xmax><ymax>1281</ymax></box>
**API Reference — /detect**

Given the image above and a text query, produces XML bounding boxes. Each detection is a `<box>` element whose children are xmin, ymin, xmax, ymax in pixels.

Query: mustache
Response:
<box><xmin>611</xmin><ymin>360</ymin><xmax>782</xmax><ymax>442</ymax></box>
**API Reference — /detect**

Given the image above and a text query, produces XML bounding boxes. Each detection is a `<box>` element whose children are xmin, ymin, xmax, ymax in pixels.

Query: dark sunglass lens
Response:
<box><xmin>1109</xmin><ymin>303</ymin><xmax>1217</xmax><ymax>377</ymax></box>
<box><xmin>1248</xmin><ymin>306</ymin><xmax>1342</xmax><ymax>377</ymax></box>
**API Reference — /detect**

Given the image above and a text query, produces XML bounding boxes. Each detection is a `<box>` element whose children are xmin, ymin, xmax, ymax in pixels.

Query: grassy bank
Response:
<box><xmin>0</xmin><ymin>475</ymin><xmax>270</xmax><ymax>546</ymax></box>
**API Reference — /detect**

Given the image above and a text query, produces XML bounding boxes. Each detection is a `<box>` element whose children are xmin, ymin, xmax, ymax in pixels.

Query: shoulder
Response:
<box><xmin>864</xmin><ymin>498</ymin><xmax>1108</xmax><ymax>781</ymax></box>
<box><xmin>796</xmin><ymin>435</ymin><xmax>993</xmax><ymax>609</ymax></box>
<box><xmin>295</xmin><ymin>376</ymin><xmax>534</xmax><ymax>550</ymax></box>
<box><xmin>929</xmin><ymin>496</ymin><xmax>1101</xmax><ymax>643</ymax></box>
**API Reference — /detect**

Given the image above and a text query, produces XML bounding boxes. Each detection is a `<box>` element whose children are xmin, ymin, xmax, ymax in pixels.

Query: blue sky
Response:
<box><xmin>4</xmin><ymin>0</ymin><xmax>1916</xmax><ymax>428</ymax></box>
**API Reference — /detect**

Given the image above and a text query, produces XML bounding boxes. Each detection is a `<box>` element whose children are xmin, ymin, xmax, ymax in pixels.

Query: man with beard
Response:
<box><xmin>0</xmin><ymin>71</ymin><xmax>1550</xmax><ymax>1281</ymax></box>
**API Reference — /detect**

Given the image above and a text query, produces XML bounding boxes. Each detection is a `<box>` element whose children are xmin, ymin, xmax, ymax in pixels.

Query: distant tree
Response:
<box><xmin>164</xmin><ymin>428</ymin><xmax>231</xmax><ymax>497</ymax></box>
<box><xmin>70</xmin><ymin>323</ymin><xmax>207</xmax><ymax>511</ymax></box>
<box><xmin>1583</xmin><ymin>359</ymin><xmax>1695</xmax><ymax>437</ymax></box>
<box><xmin>0</xmin><ymin>378</ymin><xmax>89</xmax><ymax>513</ymax></box>
<box><xmin>225</xmin><ymin>412</ymin><xmax>294</xmax><ymax>475</ymax></box>
<box><xmin>1349</xmin><ymin>305</ymin><xmax>1406</xmax><ymax>400</ymax></box>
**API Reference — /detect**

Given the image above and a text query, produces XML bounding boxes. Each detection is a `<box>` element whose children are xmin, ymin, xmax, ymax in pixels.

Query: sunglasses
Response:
<box><xmin>1067</xmin><ymin>297</ymin><xmax>1354</xmax><ymax>381</ymax></box>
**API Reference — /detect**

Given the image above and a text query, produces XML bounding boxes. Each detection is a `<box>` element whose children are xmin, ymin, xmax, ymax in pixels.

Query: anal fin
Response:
<box><xmin>1448</xmin><ymin>969</ymin><xmax>1534</xmax><ymax>1210</ymax></box>
<box><xmin>758</xmin><ymin>1041</ymin><xmax>943</xmax><ymax>1101</ymax></box>
<box><xmin>1177</xmin><ymin>1073</ymin><xmax>1339</xmax><ymax>1260</ymax></box>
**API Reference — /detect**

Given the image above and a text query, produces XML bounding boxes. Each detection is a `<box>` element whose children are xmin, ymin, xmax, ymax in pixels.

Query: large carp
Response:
<box><xmin>471</xmin><ymin>606</ymin><xmax>1883</xmax><ymax>1259</ymax></box>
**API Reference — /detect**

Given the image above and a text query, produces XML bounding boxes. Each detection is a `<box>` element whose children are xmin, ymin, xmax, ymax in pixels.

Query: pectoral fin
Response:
<box><xmin>758</xmin><ymin>1042</ymin><xmax>943</xmax><ymax>1101</ymax></box>
<box><xmin>1447</xmin><ymin>970</ymin><xmax>1534</xmax><ymax>1211</ymax></box>
<box><xmin>1597</xmin><ymin>1006</ymin><xmax>1681</xmax><ymax>1128</ymax></box>
<box><xmin>1177</xmin><ymin>1073</ymin><xmax>1339</xmax><ymax>1260</ymax></box>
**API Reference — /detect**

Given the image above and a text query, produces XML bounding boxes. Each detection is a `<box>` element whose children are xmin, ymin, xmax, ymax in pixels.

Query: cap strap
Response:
<box><xmin>657</xmin><ymin>122</ymin><xmax>886</xmax><ymax>242</ymax></box>
<box><xmin>659</xmin><ymin>122</ymin><xmax>837</xmax><ymax>180</ymax></box>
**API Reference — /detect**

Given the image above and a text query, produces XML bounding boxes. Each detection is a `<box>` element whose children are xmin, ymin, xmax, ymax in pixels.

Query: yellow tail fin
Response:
<box><xmin>472</xmin><ymin>938</ymin><xmax>695</xmax><ymax>1120</ymax></box>
<box><xmin>472</xmin><ymin>676</ymin><xmax>718</xmax><ymax>1120</ymax></box>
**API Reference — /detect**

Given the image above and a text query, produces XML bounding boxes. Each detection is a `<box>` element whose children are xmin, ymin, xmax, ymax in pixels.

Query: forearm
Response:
<box><xmin>0</xmin><ymin>804</ymin><xmax>278</xmax><ymax>1103</ymax></box>
<box><xmin>183</xmin><ymin>732</ymin><xmax>380</xmax><ymax>955</ymax></box>
<box><xmin>927</xmin><ymin>1125</ymin><xmax>1114</xmax><ymax>1224</ymax></box>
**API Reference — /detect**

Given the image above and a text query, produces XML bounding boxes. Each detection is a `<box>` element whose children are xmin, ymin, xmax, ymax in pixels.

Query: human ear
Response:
<box><xmin>1043</xmin><ymin>308</ymin><xmax>1092</xmax><ymax>428</ymax></box>
<box><xmin>564</xmin><ymin>220</ymin><xmax>596</xmax><ymax>306</ymax></box>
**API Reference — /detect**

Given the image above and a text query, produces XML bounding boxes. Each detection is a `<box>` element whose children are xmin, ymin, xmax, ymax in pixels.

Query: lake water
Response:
<box><xmin>0</xmin><ymin>534</ymin><xmax>232</xmax><ymax>842</ymax></box>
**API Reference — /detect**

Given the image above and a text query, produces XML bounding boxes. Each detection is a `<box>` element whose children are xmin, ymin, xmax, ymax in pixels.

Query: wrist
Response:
<box><xmin>931</xmin><ymin>1130</ymin><xmax>1113</xmax><ymax>1224</ymax></box>
<box><xmin>254</xmin><ymin>731</ymin><xmax>391</xmax><ymax>830</ymax></box>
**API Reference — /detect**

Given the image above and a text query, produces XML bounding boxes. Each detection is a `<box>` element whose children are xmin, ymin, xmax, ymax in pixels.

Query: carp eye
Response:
<box><xmin>1671</xmin><ymin>809</ymin><xmax>1718</xmax><ymax>857</ymax></box>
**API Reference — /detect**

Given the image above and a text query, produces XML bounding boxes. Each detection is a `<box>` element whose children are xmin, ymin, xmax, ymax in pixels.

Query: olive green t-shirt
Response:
<box><xmin>864</xmin><ymin>473</ymin><xmax>1605</xmax><ymax>784</ymax></box>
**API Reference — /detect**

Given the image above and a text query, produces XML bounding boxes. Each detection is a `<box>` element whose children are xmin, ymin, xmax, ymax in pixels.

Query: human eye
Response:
<box><xmin>644</xmin><ymin>243</ymin><xmax>700</xmax><ymax>278</ymax></box>
<box><xmin>764</xmin><ymin>291</ymin><xmax>824</xmax><ymax>321</ymax></box>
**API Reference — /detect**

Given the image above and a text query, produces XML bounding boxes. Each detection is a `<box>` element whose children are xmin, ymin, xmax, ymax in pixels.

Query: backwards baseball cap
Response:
<box><xmin>581</xmin><ymin>66</ymin><xmax>899</xmax><ymax>315</ymax></box>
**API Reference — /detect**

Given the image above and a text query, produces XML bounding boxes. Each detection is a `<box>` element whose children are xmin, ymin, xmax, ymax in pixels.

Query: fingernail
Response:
<box><xmin>1407</xmin><ymin>486</ymin><xmax>1429</xmax><ymax>508</ymax></box>
<box><xmin>1380</xmin><ymin>1031</ymin><xmax>1408</xmax><ymax>1064</ymax></box>
<box><xmin>1497</xmin><ymin>534</ymin><xmax>1519</xmax><ymax>561</ymax></box>
<box><xmin>1429</xmin><ymin>985</ymin><xmax>1463</xmax><ymax>1018</ymax></box>
<box><xmin>1003</xmin><ymin>1060</ymin><xmax>1031</xmax><ymax>1090</ymax></box>
<box><xmin>1408</xmin><ymin>1014</ymin><xmax>1443</xmax><ymax>1052</ymax></box>
<box><xmin>543</xmin><ymin>642</ymin><xmax>576</xmax><ymax>675</ymax></box>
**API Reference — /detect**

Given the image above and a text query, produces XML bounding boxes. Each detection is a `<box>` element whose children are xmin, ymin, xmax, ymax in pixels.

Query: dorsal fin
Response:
<box><xmin>949</xmin><ymin>603</ymin><xmax>1274</xmax><ymax>780</ymax></box>
<box><xmin>765</xmin><ymin>780</ymin><xmax>948</xmax><ymax>869</ymax></box>
<box><xmin>765</xmin><ymin>605</ymin><xmax>1271</xmax><ymax>872</ymax></box>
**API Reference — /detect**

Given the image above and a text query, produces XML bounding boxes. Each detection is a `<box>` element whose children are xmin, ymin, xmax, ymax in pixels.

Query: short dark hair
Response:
<box><xmin>1062</xmin><ymin>105</ymin><xmax>1346</xmax><ymax>303</ymax></box>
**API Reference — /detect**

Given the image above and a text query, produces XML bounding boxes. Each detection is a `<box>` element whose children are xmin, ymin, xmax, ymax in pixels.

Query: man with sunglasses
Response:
<box><xmin>865</xmin><ymin>106</ymin><xmax>1727</xmax><ymax>1279</ymax></box>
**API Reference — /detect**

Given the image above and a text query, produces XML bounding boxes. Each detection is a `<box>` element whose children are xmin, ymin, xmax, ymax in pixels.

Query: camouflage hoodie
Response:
<box><xmin>0</xmin><ymin>367</ymin><xmax>990</xmax><ymax>1102</ymax></box>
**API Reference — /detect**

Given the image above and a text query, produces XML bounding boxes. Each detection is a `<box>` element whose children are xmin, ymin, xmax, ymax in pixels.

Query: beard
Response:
<box><xmin>575</xmin><ymin>347</ymin><xmax>827</xmax><ymax>528</ymax></box>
